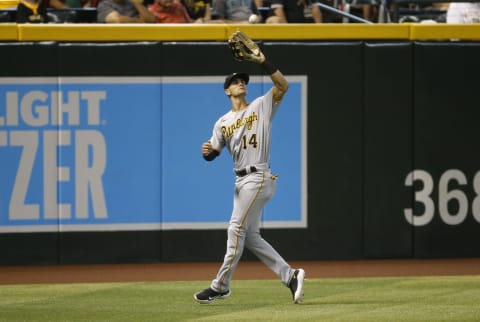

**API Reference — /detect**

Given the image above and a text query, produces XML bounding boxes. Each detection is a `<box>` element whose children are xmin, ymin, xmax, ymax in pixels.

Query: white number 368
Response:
<box><xmin>404</xmin><ymin>169</ymin><xmax>480</xmax><ymax>226</ymax></box>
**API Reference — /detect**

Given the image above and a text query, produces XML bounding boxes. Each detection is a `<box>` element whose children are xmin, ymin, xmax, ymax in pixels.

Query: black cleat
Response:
<box><xmin>194</xmin><ymin>287</ymin><xmax>231</xmax><ymax>304</ymax></box>
<box><xmin>288</xmin><ymin>269</ymin><xmax>305</xmax><ymax>304</ymax></box>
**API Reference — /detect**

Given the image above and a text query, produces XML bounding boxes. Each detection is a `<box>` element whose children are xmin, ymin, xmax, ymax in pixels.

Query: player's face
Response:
<box><xmin>230</xmin><ymin>78</ymin><xmax>246</xmax><ymax>86</ymax></box>
<box><xmin>226</xmin><ymin>78</ymin><xmax>247</xmax><ymax>97</ymax></box>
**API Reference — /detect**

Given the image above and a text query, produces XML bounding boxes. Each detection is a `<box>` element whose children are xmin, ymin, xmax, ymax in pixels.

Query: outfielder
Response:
<box><xmin>194</xmin><ymin>31</ymin><xmax>305</xmax><ymax>304</ymax></box>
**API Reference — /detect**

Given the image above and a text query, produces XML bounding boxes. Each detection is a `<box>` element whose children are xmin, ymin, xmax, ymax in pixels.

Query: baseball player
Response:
<box><xmin>193</xmin><ymin>33</ymin><xmax>305</xmax><ymax>304</ymax></box>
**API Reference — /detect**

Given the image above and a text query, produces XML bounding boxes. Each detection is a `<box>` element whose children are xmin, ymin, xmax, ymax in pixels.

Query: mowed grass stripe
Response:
<box><xmin>0</xmin><ymin>276</ymin><xmax>479</xmax><ymax>321</ymax></box>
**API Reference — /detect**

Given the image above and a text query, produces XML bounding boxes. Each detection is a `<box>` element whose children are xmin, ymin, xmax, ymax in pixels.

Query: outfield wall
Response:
<box><xmin>1</xmin><ymin>26</ymin><xmax>479</xmax><ymax>265</ymax></box>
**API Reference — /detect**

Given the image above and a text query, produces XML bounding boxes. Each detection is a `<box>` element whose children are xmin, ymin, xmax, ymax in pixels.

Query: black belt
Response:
<box><xmin>235</xmin><ymin>166</ymin><xmax>257</xmax><ymax>177</ymax></box>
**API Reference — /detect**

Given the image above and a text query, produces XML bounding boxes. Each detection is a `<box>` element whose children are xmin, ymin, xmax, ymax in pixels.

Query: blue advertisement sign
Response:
<box><xmin>0</xmin><ymin>76</ymin><xmax>307</xmax><ymax>232</ymax></box>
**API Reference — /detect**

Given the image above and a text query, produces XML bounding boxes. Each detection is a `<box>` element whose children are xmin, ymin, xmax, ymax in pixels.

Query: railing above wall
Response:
<box><xmin>1</xmin><ymin>23</ymin><xmax>480</xmax><ymax>42</ymax></box>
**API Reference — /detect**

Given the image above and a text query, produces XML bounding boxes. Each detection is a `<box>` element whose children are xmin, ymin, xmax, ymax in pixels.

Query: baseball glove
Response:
<box><xmin>228</xmin><ymin>31</ymin><xmax>262</xmax><ymax>63</ymax></box>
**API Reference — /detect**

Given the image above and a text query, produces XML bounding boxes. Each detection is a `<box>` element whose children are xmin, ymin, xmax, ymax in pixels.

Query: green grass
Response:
<box><xmin>1</xmin><ymin>276</ymin><xmax>480</xmax><ymax>321</ymax></box>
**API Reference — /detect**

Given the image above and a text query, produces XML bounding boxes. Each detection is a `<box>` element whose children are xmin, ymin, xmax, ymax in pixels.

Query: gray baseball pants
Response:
<box><xmin>210</xmin><ymin>169</ymin><xmax>294</xmax><ymax>293</ymax></box>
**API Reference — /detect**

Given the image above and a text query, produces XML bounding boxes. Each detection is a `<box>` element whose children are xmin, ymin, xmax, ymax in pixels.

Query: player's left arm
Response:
<box><xmin>270</xmin><ymin>69</ymin><xmax>289</xmax><ymax>106</ymax></box>
<box><xmin>227</xmin><ymin>31</ymin><xmax>288</xmax><ymax>104</ymax></box>
<box><xmin>257</xmin><ymin>53</ymin><xmax>289</xmax><ymax>106</ymax></box>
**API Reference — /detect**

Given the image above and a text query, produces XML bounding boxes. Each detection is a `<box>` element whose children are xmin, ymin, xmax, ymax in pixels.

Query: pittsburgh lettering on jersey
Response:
<box><xmin>221</xmin><ymin>111</ymin><xmax>258</xmax><ymax>138</ymax></box>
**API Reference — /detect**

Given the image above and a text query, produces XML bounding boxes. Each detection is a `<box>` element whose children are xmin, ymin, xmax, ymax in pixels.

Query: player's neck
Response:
<box><xmin>230</xmin><ymin>97</ymin><xmax>248</xmax><ymax>112</ymax></box>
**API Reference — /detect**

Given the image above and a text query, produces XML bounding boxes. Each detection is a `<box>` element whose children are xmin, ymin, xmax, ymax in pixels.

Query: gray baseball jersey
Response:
<box><xmin>210</xmin><ymin>88</ymin><xmax>279</xmax><ymax>171</ymax></box>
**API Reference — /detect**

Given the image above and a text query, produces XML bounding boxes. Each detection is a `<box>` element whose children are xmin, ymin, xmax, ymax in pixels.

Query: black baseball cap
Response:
<box><xmin>224</xmin><ymin>73</ymin><xmax>249</xmax><ymax>89</ymax></box>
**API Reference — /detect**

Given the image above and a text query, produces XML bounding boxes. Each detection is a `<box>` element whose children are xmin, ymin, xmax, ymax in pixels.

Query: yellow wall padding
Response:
<box><xmin>3</xmin><ymin>23</ymin><xmax>480</xmax><ymax>42</ymax></box>
<box><xmin>0</xmin><ymin>23</ymin><xmax>17</xmax><ymax>40</ymax></box>
<box><xmin>0</xmin><ymin>0</ymin><xmax>19</xmax><ymax>9</ymax></box>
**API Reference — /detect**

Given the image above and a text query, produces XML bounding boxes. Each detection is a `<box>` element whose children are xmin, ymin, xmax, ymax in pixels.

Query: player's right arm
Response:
<box><xmin>202</xmin><ymin>141</ymin><xmax>220</xmax><ymax>161</ymax></box>
<box><xmin>202</xmin><ymin>123</ymin><xmax>224</xmax><ymax>161</ymax></box>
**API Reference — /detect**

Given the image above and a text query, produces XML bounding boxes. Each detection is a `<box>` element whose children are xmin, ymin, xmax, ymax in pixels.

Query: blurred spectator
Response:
<box><xmin>180</xmin><ymin>0</ymin><xmax>212</xmax><ymax>22</ymax></box>
<box><xmin>212</xmin><ymin>0</ymin><xmax>258</xmax><ymax>23</ymax></box>
<box><xmin>97</xmin><ymin>0</ymin><xmax>155</xmax><ymax>22</ymax></box>
<box><xmin>45</xmin><ymin>0</ymin><xmax>93</xmax><ymax>22</ymax></box>
<box><xmin>47</xmin><ymin>0</ymin><xmax>91</xmax><ymax>9</ymax></box>
<box><xmin>266</xmin><ymin>0</ymin><xmax>321</xmax><ymax>23</ymax></box>
<box><xmin>447</xmin><ymin>2</ymin><xmax>480</xmax><ymax>23</ymax></box>
<box><xmin>253</xmin><ymin>0</ymin><xmax>273</xmax><ymax>21</ymax></box>
<box><xmin>341</xmin><ymin>0</ymin><xmax>374</xmax><ymax>22</ymax></box>
<box><xmin>361</xmin><ymin>2</ymin><xmax>373</xmax><ymax>21</ymax></box>
<box><xmin>148</xmin><ymin>0</ymin><xmax>194</xmax><ymax>22</ymax></box>
<box><xmin>16</xmin><ymin>0</ymin><xmax>48</xmax><ymax>22</ymax></box>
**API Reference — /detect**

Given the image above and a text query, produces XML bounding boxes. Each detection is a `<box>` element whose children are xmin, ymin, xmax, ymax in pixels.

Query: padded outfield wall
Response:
<box><xmin>0</xmin><ymin>25</ymin><xmax>479</xmax><ymax>265</ymax></box>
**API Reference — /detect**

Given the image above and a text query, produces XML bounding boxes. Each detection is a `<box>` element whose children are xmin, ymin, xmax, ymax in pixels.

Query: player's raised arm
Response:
<box><xmin>228</xmin><ymin>31</ymin><xmax>289</xmax><ymax>106</ymax></box>
<box><xmin>257</xmin><ymin>52</ymin><xmax>289</xmax><ymax>106</ymax></box>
